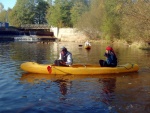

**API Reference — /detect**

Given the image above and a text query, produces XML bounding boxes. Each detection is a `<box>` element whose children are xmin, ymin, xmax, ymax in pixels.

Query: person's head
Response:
<box><xmin>106</xmin><ymin>46</ymin><xmax>115</xmax><ymax>54</ymax></box>
<box><xmin>61</xmin><ymin>46</ymin><xmax>67</xmax><ymax>55</ymax></box>
<box><xmin>105</xmin><ymin>46</ymin><xmax>113</xmax><ymax>53</ymax></box>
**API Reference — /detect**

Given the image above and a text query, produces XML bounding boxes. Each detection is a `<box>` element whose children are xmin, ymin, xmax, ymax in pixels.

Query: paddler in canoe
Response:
<box><xmin>99</xmin><ymin>46</ymin><xmax>117</xmax><ymax>67</ymax></box>
<box><xmin>54</xmin><ymin>46</ymin><xmax>73</xmax><ymax>66</ymax></box>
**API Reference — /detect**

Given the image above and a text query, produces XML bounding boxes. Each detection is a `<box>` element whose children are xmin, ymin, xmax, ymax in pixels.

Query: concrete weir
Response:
<box><xmin>0</xmin><ymin>24</ymin><xmax>88</xmax><ymax>42</ymax></box>
<box><xmin>50</xmin><ymin>27</ymin><xmax>89</xmax><ymax>42</ymax></box>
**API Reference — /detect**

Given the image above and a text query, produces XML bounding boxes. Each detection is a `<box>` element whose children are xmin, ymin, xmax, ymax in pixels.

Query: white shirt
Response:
<box><xmin>85</xmin><ymin>41</ymin><xmax>91</xmax><ymax>46</ymax></box>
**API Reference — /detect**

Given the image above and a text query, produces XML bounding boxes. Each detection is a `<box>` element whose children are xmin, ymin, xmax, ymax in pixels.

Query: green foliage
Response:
<box><xmin>60</xmin><ymin>0</ymin><xmax>72</xmax><ymax>27</ymax></box>
<box><xmin>75</xmin><ymin>0</ymin><xmax>124</xmax><ymax>39</ymax></box>
<box><xmin>9</xmin><ymin>0</ymin><xmax>35</xmax><ymax>27</ymax></box>
<box><xmin>7</xmin><ymin>0</ymin><xmax>49</xmax><ymax>27</ymax></box>
<box><xmin>0</xmin><ymin>10</ymin><xmax>7</xmax><ymax>22</ymax></box>
<box><xmin>0</xmin><ymin>0</ymin><xmax>149</xmax><ymax>43</ymax></box>
<box><xmin>0</xmin><ymin>2</ymin><xmax>4</xmax><ymax>12</ymax></box>
<box><xmin>121</xmin><ymin>0</ymin><xmax>150</xmax><ymax>42</ymax></box>
<box><xmin>34</xmin><ymin>0</ymin><xmax>49</xmax><ymax>24</ymax></box>
<box><xmin>46</xmin><ymin>0</ymin><xmax>53</xmax><ymax>6</ymax></box>
<box><xmin>46</xmin><ymin>0</ymin><xmax>62</xmax><ymax>27</ymax></box>
<box><xmin>47</xmin><ymin>0</ymin><xmax>73</xmax><ymax>27</ymax></box>
<box><xmin>70</xmin><ymin>1</ymin><xmax>88</xmax><ymax>26</ymax></box>
<box><xmin>46</xmin><ymin>0</ymin><xmax>89</xmax><ymax>27</ymax></box>
<box><xmin>101</xmin><ymin>0</ymin><xmax>122</xmax><ymax>39</ymax></box>
<box><xmin>75</xmin><ymin>0</ymin><xmax>104</xmax><ymax>38</ymax></box>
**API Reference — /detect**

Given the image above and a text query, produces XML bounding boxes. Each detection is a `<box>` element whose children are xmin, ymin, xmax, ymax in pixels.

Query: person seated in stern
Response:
<box><xmin>54</xmin><ymin>46</ymin><xmax>73</xmax><ymax>66</ymax></box>
<box><xmin>99</xmin><ymin>46</ymin><xmax>117</xmax><ymax>67</ymax></box>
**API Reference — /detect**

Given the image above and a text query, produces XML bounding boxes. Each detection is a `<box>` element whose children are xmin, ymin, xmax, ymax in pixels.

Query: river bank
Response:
<box><xmin>51</xmin><ymin>28</ymin><xmax>150</xmax><ymax>50</ymax></box>
<box><xmin>58</xmin><ymin>37</ymin><xmax>150</xmax><ymax>50</ymax></box>
<box><xmin>88</xmin><ymin>39</ymin><xmax>150</xmax><ymax>50</ymax></box>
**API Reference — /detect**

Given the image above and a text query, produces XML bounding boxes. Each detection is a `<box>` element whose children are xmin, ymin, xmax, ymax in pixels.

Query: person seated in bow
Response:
<box><xmin>99</xmin><ymin>46</ymin><xmax>117</xmax><ymax>67</ymax></box>
<box><xmin>54</xmin><ymin>46</ymin><xmax>73</xmax><ymax>66</ymax></box>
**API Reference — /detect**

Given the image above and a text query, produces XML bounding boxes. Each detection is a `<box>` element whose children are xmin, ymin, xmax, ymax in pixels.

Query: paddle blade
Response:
<box><xmin>47</xmin><ymin>66</ymin><xmax>52</xmax><ymax>74</ymax></box>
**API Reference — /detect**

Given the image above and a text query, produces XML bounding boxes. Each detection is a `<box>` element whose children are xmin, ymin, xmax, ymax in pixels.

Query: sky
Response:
<box><xmin>0</xmin><ymin>0</ymin><xmax>16</xmax><ymax>10</ymax></box>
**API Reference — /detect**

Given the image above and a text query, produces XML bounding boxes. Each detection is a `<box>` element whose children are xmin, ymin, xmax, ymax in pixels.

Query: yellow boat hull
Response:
<box><xmin>20</xmin><ymin>62</ymin><xmax>139</xmax><ymax>75</ymax></box>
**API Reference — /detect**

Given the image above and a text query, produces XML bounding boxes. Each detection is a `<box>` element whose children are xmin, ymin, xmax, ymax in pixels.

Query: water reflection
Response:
<box><xmin>20</xmin><ymin>73</ymin><xmax>139</xmax><ymax>96</ymax></box>
<box><xmin>55</xmin><ymin>79</ymin><xmax>72</xmax><ymax>95</ymax></box>
<box><xmin>99</xmin><ymin>78</ymin><xmax>116</xmax><ymax>104</ymax></box>
<box><xmin>20</xmin><ymin>72</ymin><xmax>140</xmax><ymax>83</ymax></box>
<box><xmin>20</xmin><ymin>72</ymin><xmax>140</xmax><ymax>112</ymax></box>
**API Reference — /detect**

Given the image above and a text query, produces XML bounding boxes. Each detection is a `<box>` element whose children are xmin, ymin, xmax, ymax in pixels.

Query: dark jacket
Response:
<box><xmin>105</xmin><ymin>52</ymin><xmax>117</xmax><ymax>67</ymax></box>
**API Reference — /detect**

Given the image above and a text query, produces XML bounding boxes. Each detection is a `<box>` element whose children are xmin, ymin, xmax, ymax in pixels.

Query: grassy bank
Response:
<box><xmin>89</xmin><ymin>39</ymin><xmax>150</xmax><ymax>50</ymax></box>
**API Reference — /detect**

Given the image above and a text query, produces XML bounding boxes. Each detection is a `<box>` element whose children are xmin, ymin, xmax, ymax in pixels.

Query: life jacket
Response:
<box><xmin>61</xmin><ymin>51</ymin><xmax>71</xmax><ymax>62</ymax></box>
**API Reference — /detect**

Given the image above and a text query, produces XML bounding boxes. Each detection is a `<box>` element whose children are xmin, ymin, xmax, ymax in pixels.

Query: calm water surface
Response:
<box><xmin>0</xmin><ymin>41</ymin><xmax>149</xmax><ymax>113</ymax></box>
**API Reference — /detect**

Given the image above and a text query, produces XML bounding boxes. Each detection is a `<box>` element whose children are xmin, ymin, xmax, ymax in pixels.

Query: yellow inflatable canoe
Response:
<box><xmin>20</xmin><ymin>62</ymin><xmax>139</xmax><ymax>75</ymax></box>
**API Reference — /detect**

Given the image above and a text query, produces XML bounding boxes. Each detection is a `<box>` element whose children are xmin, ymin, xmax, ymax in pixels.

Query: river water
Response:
<box><xmin>0</xmin><ymin>41</ymin><xmax>149</xmax><ymax>113</ymax></box>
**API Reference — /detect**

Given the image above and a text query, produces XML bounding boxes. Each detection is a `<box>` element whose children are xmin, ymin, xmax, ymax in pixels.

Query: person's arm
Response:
<box><xmin>89</xmin><ymin>43</ymin><xmax>91</xmax><ymax>46</ymax></box>
<box><xmin>105</xmin><ymin>54</ymin><xmax>111</xmax><ymax>65</ymax></box>
<box><xmin>58</xmin><ymin>53</ymin><xmax>62</xmax><ymax>60</ymax></box>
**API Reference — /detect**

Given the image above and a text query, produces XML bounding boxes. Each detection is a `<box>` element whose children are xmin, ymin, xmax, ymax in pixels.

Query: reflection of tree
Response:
<box><xmin>55</xmin><ymin>79</ymin><xmax>72</xmax><ymax>96</ymax></box>
<box><xmin>98</xmin><ymin>78</ymin><xmax>116</xmax><ymax>105</ymax></box>
<box><xmin>9</xmin><ymin>42</ymin><xmax>56</xmax><ymax>63</ymax></box>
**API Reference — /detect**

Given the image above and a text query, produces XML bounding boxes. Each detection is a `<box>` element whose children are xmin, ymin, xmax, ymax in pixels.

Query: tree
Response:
<box><xmin>59</xmin><ymin>0</ymin><xmax>72</xmax><ymax>27</ymax></box>
<box><xmin>70</xmin><ymin>1</ymin><xmax>88</xmax><ymax>26</ymax></box>
<box><xmin>46</xmin><ymin>0</ymin><xmax>53</xmax><ymax>6</ymax></box>
<box><xmin>34</xmin><ymin>0</ymin><xmax>49</xmax><ymax>24</ymax></box>
<box><xmin>0</xmin><ymin>10</ymin><xmax>7</xmax><ymax>22</ymax></box>
<box><xmin>9</xmin><ymin>0</ymin><xmax>35</xmax><ymax>27</ymax></box>
<box><xmin>121</xmin><ymin>0</ymin><xmax>150</xmax><ymax>42</ymax></box>
<box><xmin>46</xmin><ymin>0</ymin><xmax>62</xmax><ymax>27</ymax></box>
<box><xmin>75</xmin><ymin>0</ymin><xmax>104</xmax><ymax>38</ymax></box>
<box><xmin>46</xmin><ymin>0</ymin><xmax>73</xmax><ymax>27</ymax></box>
<box><xmin>0</xmin><ymin>3</ymin><xmax>4</xmax><ymax>12</ymax></box>
<box><xmin>46</xmin><ymin>0</ymin><xmax>91</xmax><ymax>27</ymax></box>
<box><xmin>100</xmin><ymin>0</ymin><xmax>123</xmax><ymax>39</ymax></box>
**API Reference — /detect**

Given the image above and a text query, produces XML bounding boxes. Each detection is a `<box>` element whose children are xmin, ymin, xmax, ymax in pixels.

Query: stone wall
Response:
<box><xmin>50</xmin><ymin>27</ymin><xmax>88</xmax><ymax>42</ymax></box>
